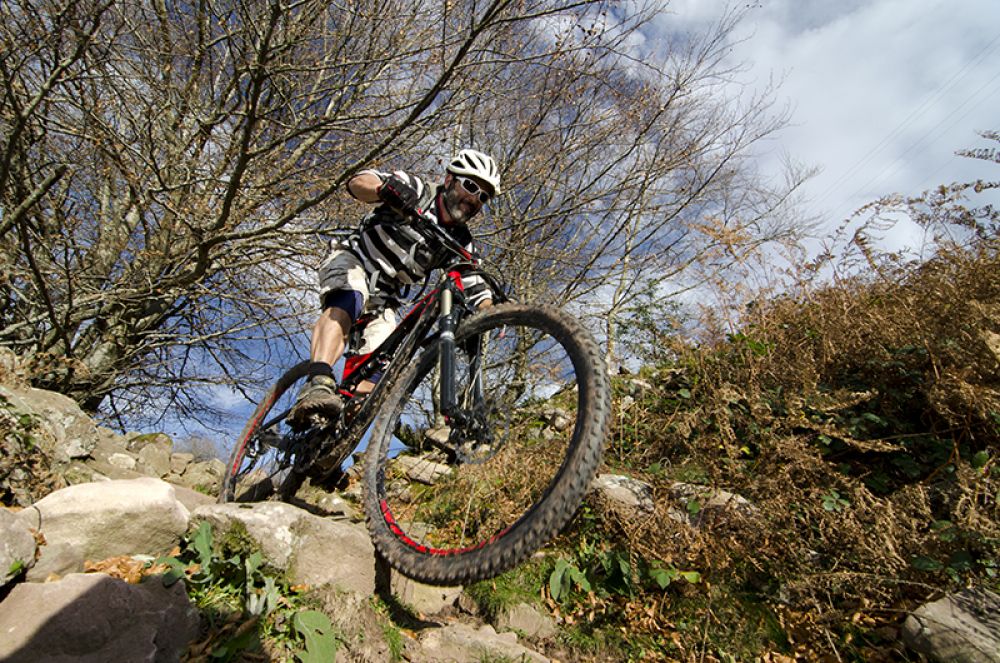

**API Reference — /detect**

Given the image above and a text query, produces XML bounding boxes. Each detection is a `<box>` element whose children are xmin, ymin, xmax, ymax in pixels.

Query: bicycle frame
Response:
<box><xmin>296</xmin><ymin>207</ymin><xmax>508</xmax><ymax>479</ymax></box>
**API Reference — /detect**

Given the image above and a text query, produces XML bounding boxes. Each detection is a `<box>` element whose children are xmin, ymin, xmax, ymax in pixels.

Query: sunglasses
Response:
<box><xmin>455</xmin><ymin>176</ymin><xmax>493</xmax><ymax>203</ymax></box>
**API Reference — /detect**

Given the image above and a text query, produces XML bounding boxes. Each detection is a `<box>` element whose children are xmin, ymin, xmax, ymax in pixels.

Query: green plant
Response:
<box><xmin>549</xmin><ymin>558</ymin><xmax>591</xmax><ymax>602</ymax></box>
<box><xmin>7</xmin><ymin>559</ymin><xmax>26</xmax><ymax>577</ymax></box>
<box><xmin>548</xmin><ymin>541</ymin><xmax>701</xmax><ymax>607</ymax></box>
<box><xmin>820</xmin><ymin>489</ymin><xmax>850</xmax><ymax>512</ymax></box>
<box><xmin>156</xmin><ymin>522</ymin><xmax>339</xmax><ymax>661</ymax></box>
<box><xmin>466</xmin><ymin>559</ymin><xmax>550</xmax><ymax>621</ymax></box>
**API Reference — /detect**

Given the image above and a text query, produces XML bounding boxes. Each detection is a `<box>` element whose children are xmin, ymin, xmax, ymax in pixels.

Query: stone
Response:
<box><xmin>168</xmin><ymin>484</ymin><xmax>216</xmax><ymax>512</ymax></box>
<box><xmin>0</xmin><ymin>572</ymin><xmax>198</xmax><ymax>663</ymax></box>
<box><xmin>170</xmin><ymin>452</ymin><xmax>195</xmax><ymax>475</ymax></box>
<box><xmin>107</xmin><ymin>452</ymin><xmax>137</xmax><ymax>470</ymax></box>
<box><xmin>495</xmin><ymin>602</ymin><xmax>558</xmax><ymax>639</ymax></box>
<box><xmin>591</xmin><ymin>473</ymin><xmax>655</xmax><ymax>512</ymax></box>
<box><xmin>0</xmin><ymin>347</ymin><xmax>29</xmax><ymax>389</ymax></box>
<box><xmin>137</xmin><ymin>440</ymin><xmax>172</xmax><ymax>478</ymax></box>
<box><xmin>17</xmin><ymin>478</ymin><xmax>190</xmax><ymax>580</ymax></box>
<box><xmin>542</xmin><ymin>407</ymin><xmax>573</xmax><ymax>432</ymax></box>
<box><xmin>180</xmin><ymin>458</ymin><xmax>225</xmax><ymax>492</ymax></box>
<box><xmin>393</xmin><ymin>454</ymin><xmax>451</xmax><ymax>485</ymax></box>
<box><xmin>667</xmin><ymin>482</ymin><xmax>757</xmax><ymax>528</ymax></box>
<box><xmin>902</xmin><ymin>587</ymin><xmax>1000</xmax><ymax>663</ymax></box>
<box><xmin>125</xmin><ymin>432</ymin><xmax>173</xmax><ymax>454</ymax></box>
<box><xmin>415</xmin><ymin>622</ymin><xmax>549</xmax><ymax>663</ymax></box>
<box><xmin>191</xmin><ymin>502</ymin><xmax>376</xmax><ymax>595</ymax></box>
<box><xmin>390</xmin><ymin>570</ymin><xmax>462</xmax><ymax>615</ymax></box>
<box><xmin>1</xmin><ymin>508</ymin><xmax>37</xmax><ymax>586</ymax></box>
<box><xmin>0</xmin><ymin>384</ymin><xmax>98</xmax><ymax>461</ymax></box>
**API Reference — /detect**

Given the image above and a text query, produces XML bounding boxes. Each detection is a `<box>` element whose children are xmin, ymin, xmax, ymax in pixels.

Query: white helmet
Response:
<box><xmin>446</xmin><ymin>149</ymin><xmax>501</xmax><ymax>195</ymax></box>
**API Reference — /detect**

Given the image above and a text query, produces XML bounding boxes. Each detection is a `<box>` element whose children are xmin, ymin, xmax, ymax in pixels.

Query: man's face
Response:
<box><xmin>440</xmin><ymin>174</ymin><xmax>490</xmax><ymax>224</ymax></box>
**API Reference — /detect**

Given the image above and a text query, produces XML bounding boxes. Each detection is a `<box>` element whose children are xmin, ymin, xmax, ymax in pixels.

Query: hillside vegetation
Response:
<box><xmin>493</xmin><ymin>215</ymin><xmax>998</xmax><ymax>659</ymax></box>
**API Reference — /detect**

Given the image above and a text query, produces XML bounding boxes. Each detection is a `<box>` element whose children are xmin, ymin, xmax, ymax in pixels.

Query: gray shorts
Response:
<box><xmin>318</xmin><ymin>243</ymin><xmax>398</xmax><ymax>354</ymax></box>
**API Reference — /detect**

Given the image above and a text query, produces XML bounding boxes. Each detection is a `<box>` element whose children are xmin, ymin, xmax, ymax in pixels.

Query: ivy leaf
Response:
<box><xmin>294</xmin><ymin>610</ymin><xmax>338</xmax><ymax>662</ymax></box>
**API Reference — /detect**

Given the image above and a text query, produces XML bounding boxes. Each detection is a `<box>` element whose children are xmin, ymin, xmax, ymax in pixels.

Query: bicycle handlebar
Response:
<box><xmin>407</xmin><ymin>206</ymin><xmax>511</xmax><ymax>303</ymax></box>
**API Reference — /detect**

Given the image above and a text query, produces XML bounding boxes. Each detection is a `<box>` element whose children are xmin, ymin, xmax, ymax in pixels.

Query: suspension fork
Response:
<box><xmin>438</xmin><ymin>286</ymin><xmax>463</xmax><ymax>422</ymax></box>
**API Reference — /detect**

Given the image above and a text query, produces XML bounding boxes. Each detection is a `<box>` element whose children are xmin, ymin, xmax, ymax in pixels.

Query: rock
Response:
<box><xmin>0</xmin><ymin>384</ymin><xmax>98</xmax><ymax>461</ymax></box>
<box><xmin>170</xmin><ymin>452</ymin><xmax>195</xmax><ymax>475</ymax></box>
<box><xmin>623</xmin><ymin>376</ymin><xmax>656</xmax><ymax>395</ymax></box>
<box><xmin>137</xmin><ymin>440</ymin><xmax>172</xmax><ymax>478</ymax></box>
<box><xmin>591</xmin><ymin>473</ymin><xmax>655</xmax><ymax>512</ymax></box>
<box><xmin>667</xmin><ymin>482</ymin><xmax>757</xmax><ymax>528</ymax></box>
<box><xmin>168</xmin><ymin>484</ymin><xmax>216</xmax><ymax>512</ymax></box>
<box><xmin>393</xmin><ymin>454</ymin><xmax>451</xmax><ymax>485</ymax></box>
<box><xmin>902</xmin><ymin>587</ymin><xmax>1000</xmax><ymax>663</ymax></box>
<box><xmin>17</xmin><ymin>478</ymin><xmax>190</xmax><ymax>580</ymax></box>
<box><xmin>180</xmin><ymin>458</ymin><xmax>225</xmax><ymax>492</ymax></box>
<box><xmin>0</xmin><ymin>347</ymin><xmax>29</xmax><ymax>389</ymax></box>
<box><xmin>107</xmin><ymin>452</ymin><xmax>137</xmax><ymax>470</ymax></box>
<box><xmin>495</xmin><ymin>602</ymin><xmax>558</xmax><ymax>639</ymax></box>
<box><xmin>1</xmin><ymin>508</ymin><xmax>37</xmax><ymax>586</ymax></box>
<box><xmin>0</xmin><ymin>572</ymin><xmax>198</xmax><ymax>663</ymax></box>
<box><xmin>414</xmin><ymin>622</ymin><xmax>549</xmax><ymax>663</ymax></box>
<box><xmin>542</xmin><ymin>407</ymin><xmax>573</xmax><ymax>432</ymax></box>
<box><xmin>191</xmin><ymin>502</ymin><xmax>375</xmax><ymax>595</ymax></box>
<box><xmin>317</xmin><ymin>588</ymin><xmax>396</xmax><ymax>662</ymax></box>
<box><xmin>125</xmin><ymin>432</ymin><xmax>173</xmax><ymax>454</ymax></box>
<box><xmin>390</xmin><ymin>570</ymin><xmax>462</xmax><ymax>615</ymax></box>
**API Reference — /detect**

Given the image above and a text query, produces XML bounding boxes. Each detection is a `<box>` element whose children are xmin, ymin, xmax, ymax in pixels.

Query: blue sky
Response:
<box><xmin>666</xmin><ymin>0</ymin><xmax>1000</xmax><ymax>252</ymax></box>
<box><xmin>161</xmin><ymin>1</ymin><xmax>1000</xmax><ymax>445</ymax></box>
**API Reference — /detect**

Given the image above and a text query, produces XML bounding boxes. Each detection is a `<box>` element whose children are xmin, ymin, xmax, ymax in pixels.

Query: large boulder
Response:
<box><xmin>0</xmin><ymin>508</ymin><xmax>37</xmax><ymax>586</ymax></box>
<box><xmin>17</xmin><ymin>478</ymin><xmax>190</xmax><ymax>580</ymax></box>
<box><xmin>0</xmin><ymin>384</ymin><xmax>99</xmax><ymax>461</ymax></box>
<box><xmin>0</xmin><ymin>572</ymin><xmax>199</xmax><ymax>663</ymax></box>
<box><xmin>191</xmin><ymin>502</ymin><xmax>376</xmax><ymax>595</ymax></box>
<box><xmin>902</xmin><ymin>587</ymin><xmax>1000</xmax><ymax>663</ymax></box>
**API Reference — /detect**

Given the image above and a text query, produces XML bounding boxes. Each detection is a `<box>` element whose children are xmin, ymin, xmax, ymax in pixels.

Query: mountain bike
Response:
<box><xmin>218</xmin><ymin>209</ymin><xmax>611</xmax><ymax>585</ymax></box>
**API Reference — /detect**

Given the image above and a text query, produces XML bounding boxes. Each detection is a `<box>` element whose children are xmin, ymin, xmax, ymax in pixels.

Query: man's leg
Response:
<box><xmin>311</xmin><ymin>305</ymin><xmax>352</xmax><ymax>366</ymax></box>
<box><xmin>292</xmin><ymin>294</ymin><xmax>363</xmax><ymax>423</ymax></box>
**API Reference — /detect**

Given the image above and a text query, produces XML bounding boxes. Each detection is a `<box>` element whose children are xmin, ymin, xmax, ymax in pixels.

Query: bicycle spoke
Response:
<box><xmin>373</xmin><ymin>310</ymin><xmax>582</xmax><ymax>556</ymax></box>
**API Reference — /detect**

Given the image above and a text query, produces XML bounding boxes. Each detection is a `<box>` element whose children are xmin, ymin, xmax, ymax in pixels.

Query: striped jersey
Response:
<box><xmin>345</xmin><ymin>169</ymin><xmax>491</xmax><ymax>306</ymax></box>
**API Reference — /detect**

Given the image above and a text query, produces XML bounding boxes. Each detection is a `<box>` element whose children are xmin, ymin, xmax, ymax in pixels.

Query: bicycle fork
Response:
<box><xmin>438</xmin><ymin>287</ymin><xmax>462</xmax><ymax>423</ymax></box>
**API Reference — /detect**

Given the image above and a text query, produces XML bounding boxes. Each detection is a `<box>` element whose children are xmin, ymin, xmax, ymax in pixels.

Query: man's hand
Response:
<box><xmin>378</xmin><ymin>175</ymin><xmax>419</xmax><ymax>214</ymax></box>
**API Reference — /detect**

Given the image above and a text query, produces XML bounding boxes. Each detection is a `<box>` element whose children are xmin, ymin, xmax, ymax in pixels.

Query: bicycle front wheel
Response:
<box><xmin>218</xmin><ymin>361</ymin><xmax>311</xmax><ymax>503</ymax></box>
<box><xmin>364</xmin><ymin>303</ymin><xmax>611</xmax><ymax>585</ymax></box>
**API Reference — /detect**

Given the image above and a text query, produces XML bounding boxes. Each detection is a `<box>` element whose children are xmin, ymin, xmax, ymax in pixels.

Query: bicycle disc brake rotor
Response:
<box><xmin>452</xmin><ymin>400</ymin><xmax>509</xmax><ymax>465</ymax></box>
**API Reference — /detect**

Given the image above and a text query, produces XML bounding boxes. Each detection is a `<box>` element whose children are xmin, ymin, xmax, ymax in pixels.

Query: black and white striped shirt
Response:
<box><xmin>346</xmin><ymin>169</ymin><xmax>491</xmax><ymax>306</ymax></box>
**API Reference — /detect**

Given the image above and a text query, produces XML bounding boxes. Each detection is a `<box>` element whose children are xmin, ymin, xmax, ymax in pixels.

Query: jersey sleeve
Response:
<box><xmin>347</xmin><ymin>169</ymin><xmax>428</xmax><ymax>202</ymax></box>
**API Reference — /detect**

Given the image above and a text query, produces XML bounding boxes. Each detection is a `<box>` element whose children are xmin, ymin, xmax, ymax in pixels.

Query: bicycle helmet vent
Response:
<box><xmin>446</xmin><ymin>149</ymin><xmax>501</xmax><ymax>195</ymax></box>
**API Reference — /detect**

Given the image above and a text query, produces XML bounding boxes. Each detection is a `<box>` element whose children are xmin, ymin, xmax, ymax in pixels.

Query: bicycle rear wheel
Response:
<box><xmin>218</xmin><ymin>361</ymin><xmax>311</xmax><ymax>503</ymax></box>
<box><xmin>364</xmin><ymin>303</ymin><xmax>610</xmax><ymax>585</ymax></box>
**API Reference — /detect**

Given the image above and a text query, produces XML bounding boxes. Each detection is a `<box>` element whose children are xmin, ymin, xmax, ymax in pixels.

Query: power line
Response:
<box><xmin>840</xmin><ymin>69</ymin><xmax>1000</xmax><ymax>206</ymax></box>
<box><xmin>813</xmin><ymin>27</ymin><xmax>1000</xmax><ymax>209</ymax></box>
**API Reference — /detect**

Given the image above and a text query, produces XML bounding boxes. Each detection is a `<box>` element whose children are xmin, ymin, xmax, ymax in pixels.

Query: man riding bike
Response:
<box><xmin>289</xmin><ymin>148</ymin><xmax>501</xmax><ymax>425</ymax></box>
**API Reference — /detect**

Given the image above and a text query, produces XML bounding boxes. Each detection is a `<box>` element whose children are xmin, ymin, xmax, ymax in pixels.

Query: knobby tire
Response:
<box><xmin>218</xmin><ymin>361</ymin><xmax>311</xmax><ymax>503</ymax></box>
<box><xmin>363</xmin><ymin>303</ymin><xmax>611</xmax><ymax>585</ymax></box>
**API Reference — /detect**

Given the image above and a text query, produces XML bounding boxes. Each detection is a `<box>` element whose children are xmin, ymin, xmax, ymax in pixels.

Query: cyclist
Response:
<box><xmin>290</xmin><ymin>148</ymin><xmax>500</xmax><ymax>424</ymax></box>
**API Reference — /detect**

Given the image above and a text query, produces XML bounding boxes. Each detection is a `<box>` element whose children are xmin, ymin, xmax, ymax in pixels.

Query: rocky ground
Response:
<box><xmin>1</xmin><ymin>347</ymin><xmax>996</xmax><ymax>662</ymax></box>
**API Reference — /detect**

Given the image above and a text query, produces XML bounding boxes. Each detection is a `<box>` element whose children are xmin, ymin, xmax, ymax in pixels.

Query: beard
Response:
<box><xmin>440</xmin><ymin>183</ymin><xmax>479</xmax><ymax>224</ymax></box>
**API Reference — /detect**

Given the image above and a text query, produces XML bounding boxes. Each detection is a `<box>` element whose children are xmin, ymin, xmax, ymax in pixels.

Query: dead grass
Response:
<box><xmin>575</xmin><ymin>233</ymin><xmax>1000</xmax><ymax>658</ymax></box>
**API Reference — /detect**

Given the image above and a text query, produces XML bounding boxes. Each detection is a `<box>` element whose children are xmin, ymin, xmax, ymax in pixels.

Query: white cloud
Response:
<box><xmin>662</xmin><ymin>0</ymin><xmax>1000</xmax><ymax>254</ymax></box>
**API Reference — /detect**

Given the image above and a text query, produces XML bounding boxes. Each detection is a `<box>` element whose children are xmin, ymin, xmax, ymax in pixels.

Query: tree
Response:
<box><xmin>2</xmin><ymin>0</ymin><xmax>805</xmax><ymax>426</ymax></box>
